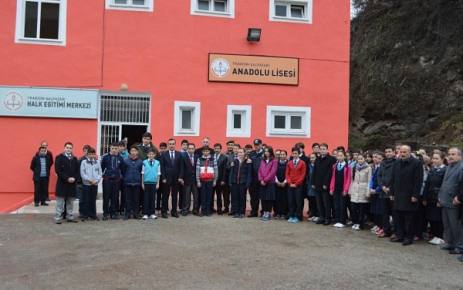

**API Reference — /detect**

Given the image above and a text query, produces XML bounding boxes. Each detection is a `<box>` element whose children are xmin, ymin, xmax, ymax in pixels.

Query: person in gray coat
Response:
<box><xmin>438</xmin><ymin>147</ymin><xmax>463</xmax><ymax>256</ymax></box>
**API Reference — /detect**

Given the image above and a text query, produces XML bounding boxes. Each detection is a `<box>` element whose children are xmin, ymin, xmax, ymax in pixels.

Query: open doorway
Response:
<box><xmin>122</xmin><ymin>125</ymin><xmax>148</xmax><ymax>149</ymax></box>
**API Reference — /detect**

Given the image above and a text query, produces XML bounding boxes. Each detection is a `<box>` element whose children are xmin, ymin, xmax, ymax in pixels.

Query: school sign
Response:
<box><xmin>208</xmin><ymin>53</ymin><xmax>299</xmax><ymax>86</ymax></box>
<box><xmin>0</xmin><ymin>87</ymin><xmax>98</xmax><ymax>119</ymax></box>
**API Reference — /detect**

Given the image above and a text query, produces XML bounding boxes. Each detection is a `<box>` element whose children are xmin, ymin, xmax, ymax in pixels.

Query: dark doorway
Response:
<box><xmin>122</xmin><ymin>125</ymin><xmax>148</xmax><ymax>149</ymax></box>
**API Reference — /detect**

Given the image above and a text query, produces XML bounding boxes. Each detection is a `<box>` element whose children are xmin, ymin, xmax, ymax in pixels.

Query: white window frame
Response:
<box><xmin>266</xmin><ymin>105</ymin><xmax>311</xmax><ymax>137</ymax></box>
<box><xmin>190</xmin><ymin>0</ymin><xmax>235</xmax><ymax>18</ymax></box>
<box><xmin>226</xmin><ymin>105</ymin><xmax>252</xmax><ymax>138</ymax></box>
<box><xmin>105</xmin><ymin>0</ymin><xmax>154</xmax><ymax>12</ymax></box>
<box><xmin>174</xmin><ymin>101</ymin><xmax>201</xmax><ymax>136</ymax></box>
<box><xmin>269</xmin><ymin>0</ymin><xmax>313</xmax><ymax>24</ymax></box>
<box><xmin>15</xmin><ymin>0</ymin><xmax>67</xmax><ymax>46</ymax></box>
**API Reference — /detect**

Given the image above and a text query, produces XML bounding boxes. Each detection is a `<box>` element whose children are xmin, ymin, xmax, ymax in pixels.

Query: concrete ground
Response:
<box><xmin>1</xmin><ymin>208</ymin><xmax>462</xmax><ymax>290</ymax></box>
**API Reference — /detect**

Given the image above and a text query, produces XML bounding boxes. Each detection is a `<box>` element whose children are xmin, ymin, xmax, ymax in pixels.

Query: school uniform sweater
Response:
<box><xmin>285</xmin><ymin>159</ymin><xmax>306</xmax><ymax>187</ymax></box>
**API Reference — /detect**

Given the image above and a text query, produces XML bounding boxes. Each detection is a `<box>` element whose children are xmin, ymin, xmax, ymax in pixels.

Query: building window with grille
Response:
<box><xmin>266</xmin><ymin>105</ymin><xmax>311</xmax><ymax>137</ymax></box>
<box><xmin>269</xmin><ymin>0</ymin><xmax>312</xmax><ymax>23</ymax></box>
<box><xmin>226</xmin><ymin>105</ymin><xmax>251</xmax><ymax>138</ymax></box>
<box><xmin>15</xmin><ymin>0</ymin><xmax>67</xmax><ymax>45</ymax></box>
<box><xmin>105</xmin><ymin>0</ymin><xmax>154</xmax><ymax>12</ymax></box>
<box><xmin>174</xmin><ymin>101</ymin><xmax>201</xmax><ymax>136</ymax></box>
<box><xmin>191</xmin><ymin>0</ymin><xmax>235</xmax><ymax>18</ymax></box>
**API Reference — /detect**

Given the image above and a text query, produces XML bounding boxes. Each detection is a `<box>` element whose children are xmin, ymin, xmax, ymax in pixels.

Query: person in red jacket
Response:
<box><xmin>286</xmin><ymin>147</ymin><xmax>307</xmax><ymax>223</ymax></box>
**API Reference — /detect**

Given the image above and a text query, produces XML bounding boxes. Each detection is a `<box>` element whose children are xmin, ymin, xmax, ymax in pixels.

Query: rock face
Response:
<box><xmin>349</xmin><ymin>0</ymin><xmax>463</xmax><ymax>149</ymax></box>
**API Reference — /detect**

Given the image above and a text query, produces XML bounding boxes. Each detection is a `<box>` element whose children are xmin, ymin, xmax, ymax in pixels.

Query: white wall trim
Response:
<box><xmin>266</xmin><ymin>105</ymin><xmax>311</xmax><ymax>138</ymax></box>
<box><xmin>226</xmin><ymin>105</ymin><xmax>252</xmax><ymax>138</ymax></box>
<box><xmin>190</xmin><ymin>0</ymin><xmax>235</xmax><ymax>18</ymax></box>
<box><xmin>174</xmin><ymin>101</ymin><xmax>201</xmax><ymax>136</ymax></box>
<box><xmin>15</xmin><ymin>0</ymin><xmax>67</xmax><ymax>46</ymax></box>
<box><xmin>269</xmin><ymin>0</ymin><xmax>313</xmax><ymax>24</ymax></box>
<box><xmin>105</xmin><ymin>0</ymin><xmax>154</xmax><ymax>12</ymax></box>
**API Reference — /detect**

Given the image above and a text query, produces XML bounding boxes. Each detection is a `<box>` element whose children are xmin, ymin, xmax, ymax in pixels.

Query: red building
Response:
<box><xmin>0</xmin><ymin>0</ymin><xmax>350</xmax><ymax>211</ymax></box>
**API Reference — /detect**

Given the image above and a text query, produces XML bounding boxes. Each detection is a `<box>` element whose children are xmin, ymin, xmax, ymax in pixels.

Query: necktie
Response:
<box><xmin>150</xmin><ymin>161</ymin><xmax>153</xmax><ymax>166</ymax></box>
<box><xmin>170</xmin><ymin>152</ymin><xmax>174</xmax><ymax>165</ymax></box>
<box><xmin>190</xmin><ymin>155</ymin><xmax>194</xmax><ymax>166</ymax></box>
<box><xmin>294</xmin><ymin>160</ymin><xmax>297</xmax><ymax>166</ymax></box>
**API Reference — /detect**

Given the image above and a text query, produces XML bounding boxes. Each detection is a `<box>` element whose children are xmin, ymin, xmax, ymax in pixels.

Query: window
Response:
<box><xmin>226</xmin><ymin>105</ymin><xmax>251</xmax><ymax>137</ymax></box>
<box><xmin>191</xmin><ymin>0</ymin><xmax>235</xmax><ymax>18</ymax></box>
<box><xmin>174</xmin><ymin>101</ymin><xmax>201</xmax><ymax>136</ymax></box>
<box><xmin>15</xmin><ymin>0</ymin><xmax>67</xmax><ymax>45</ymax></box>
<box><xmin>266</xmin><ymin>106</ymin><xmax>311</xmax><ymax>137</ymax></box>
<box><xmin>269</xmin><ymin>0</ymin><xmax>312</xmax><ymax>23</ymax></box>
<box><xmin>105</xmin><ymin>0</ymin><xmax>154</xmax><ymax>12</ymax></box>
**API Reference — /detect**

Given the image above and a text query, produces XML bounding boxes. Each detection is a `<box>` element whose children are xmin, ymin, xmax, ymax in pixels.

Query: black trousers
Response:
<box><xmin>156</xmin><ymin>182</ymin><xmax>164</xmax><ymax>210</ymax></box>
<box><xmin>395</xmin><ymin>210</ymin><xmax>415</xmax><ymax>240</ymax></box>
<box><xmin>333</xmin><ymin>190</ymin><xmax>347</xmax><ymax>224</ymax></box>
<box><xmin>162</xmin><ymin>183</ymin><xmax>179</xmax><ymax>214</ymax></box>
<box><xmin>288</xmin><ymin>186</ymin><xmax>303</xmax><ymax>220</ymax></box>
<box><xmin>430</xmin><ymin>221</ymin><xmax>444</xmax><ymax>239</ymax></box>
<box><xmin>275</xmin><ymin>185</ymin><xmax>288</xmax><ymax>216</ymax></box>
<box><xmin>143</xmin><ymin>184</ymin><xmax>157</xmax><ymax>216</ymax></box>
<box><xmin>413</xmin><ymin>200</ymin><xmax>427</xmax><ymax>238</ymax></box>
<box><xmin>231</xmin><ymin>183</ymin><xmax>247</xmax><ymax>215</ymax></box>
<box><xmin>316</xmin><ymin>189</ymin><xmax>333</xmax><ymax>222</ymax></box>
<box><xmin>125</xmin><ymin>185</ymin><xmax>140</xmax><ymax>217</ymax></box>
<box><xmin>249</xmin><ymin>182</ymin><xmax>260</xmax><ymax>215</ymax></box>
<box><xmin>380</xmin><ymin>197</ymin><xmax>392</xmax><ymax>234</ymax></box>
<box><xmin>102</xmin><ymin>179</ymin><xmax>120</xmax><ymax>217</ymax></box>
<box><xmin>351</xmin><ymin>202</ymin><xmax>367</xmax><ymax>228</ymax></box>
<box><xmin>178</xmin><ymin>184</ymin><xmax>184</xmax><ymax>212</ymax></box>
<box><xmin>33</xmin><ymin>177</ymin><xmax>49</xmax><ymax>204</ymax></box>
<box><xmin>82</xmin><ymin>185</ymin><xmax>98</xmax><ymax>218</ymax></box>
<box><xmin>119</xmin><ymin>180</ymin><xmax>125</xmax><ymax>214</ymax></box>
<box><xmin>308</xmin><ymin>196</ymin><xmax>318</xmax><ymax>217</ymax></box>
<box><xmin>213</xmin><ymin>183</ymin><xmax>230</xmax><ymax>212</ymax></box>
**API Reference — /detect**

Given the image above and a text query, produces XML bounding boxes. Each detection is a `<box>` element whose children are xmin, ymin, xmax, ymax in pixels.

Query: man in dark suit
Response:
<box><xmin>212</xmin><ymin>143</ymin><xmax>229</xmax><ymax>215</ymax></box>
<box><xmin>180</xmin><ymin>143</ymin><xmax>198</xmax><ymax>215</ymax></box>
<box><xmin>160</xmin><ymin>138</ymin><xmax>183</xmax><ymax>218</ymax></box>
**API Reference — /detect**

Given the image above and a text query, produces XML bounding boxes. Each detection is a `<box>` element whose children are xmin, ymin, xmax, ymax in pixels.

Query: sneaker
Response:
<box><xmin>288</xmin><ymin>217</ymin><xmax>293</xmax><ymax>223</ymax></box>
<box><xmin>352</xmin><ymin>224</ymin><xmax>358</xmax><ymax>229</ymax></box>
<box><xmin>313</xmin><ymin>217</ymin><xmax>319</xmax><ymax>223</ymax></box>
<box><xmin>371</xmin><ymin>226</ymin><xmax>378</xmax><ymax>233</ymax></box>
<box><xmin>333</xmin><ymin>223</ymin><xmax>341</xmax><ymax>228</ymax></box>
<box><xmin>354</xmin><ymin>225</ymin><xmax>361</xmax><ymax>231</ymax></box>
<box><xmin>293</xmin><ymin>218</ymin><xmax>299</xmax><ymax>224</ymax></box>
<box><xmin>142</xmin><ymin>215</ymin><xmax>148</xmax><ymax>220</ymax></box>
<box><xmin>149</xmin><ymin>214</ymin><xmax>157</xmax><ymax>220</ymax></box>
<box><xmin>337</xmin><ymin>223</ymin><xmax>345</xmax><ymax>228</ymax></box>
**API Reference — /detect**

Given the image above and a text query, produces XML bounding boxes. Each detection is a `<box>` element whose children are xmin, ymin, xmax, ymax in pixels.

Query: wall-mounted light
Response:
<box><xmin>247</xmin><ymin>28</ymin><xmax>262</xmax><ymax>42</ymax></box>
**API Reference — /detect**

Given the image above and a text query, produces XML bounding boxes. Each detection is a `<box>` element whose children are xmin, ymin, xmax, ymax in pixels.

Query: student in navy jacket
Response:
<box><xmin>121</xmin><ymin>146</ymin><xmax>143</xmax><ymax>220</ymax></box>
<box><xmin>229</xmin><ymin>148</ymin><xmax>252</xmax><ymax>218</ymax></box>
<box><xmin>159</xmin><ymin>138</ymin><xmax>183</xmax><ymax>218</ymax></box>
<box><xmin>30</xmin><ymin>146</ymin><xmax>52</xmax><ymax>206</ymax></box>
<box><xmin>101</xmin><ymin>142</ymin><xmax>124</xmax><ymax>220</ymax></box>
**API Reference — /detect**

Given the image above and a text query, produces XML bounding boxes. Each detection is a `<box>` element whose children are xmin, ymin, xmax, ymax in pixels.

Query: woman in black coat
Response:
<box><xmin>423</xmin><ymin>152</ymin><xmax>447</xmax><ymax>244</ymax></box>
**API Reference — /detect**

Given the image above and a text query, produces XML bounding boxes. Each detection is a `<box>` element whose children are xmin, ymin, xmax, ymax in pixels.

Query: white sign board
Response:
<box><xmin>0</xmin><ymin>86</ymin><xmax>98</xmax><ymax>119</ymax></box>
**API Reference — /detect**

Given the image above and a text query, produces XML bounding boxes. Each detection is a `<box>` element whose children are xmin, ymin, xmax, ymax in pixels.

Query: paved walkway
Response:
<box><xmin>1</xmin><ymin>212</ymin><xmax>462</xmax><ymax>289</ymax></box>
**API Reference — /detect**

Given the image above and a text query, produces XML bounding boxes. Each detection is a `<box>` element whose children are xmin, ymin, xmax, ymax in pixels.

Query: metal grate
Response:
<box><xmin>100</xmin><ymin>95</ymin><xmax>150</xmax><ymax>123</ymax></box>
<box><xmin>99</xmin><ymin>94</ymin><xmax>151</xmax><ymax>155</ymax></box>
<box><xmin>100</xmin><ymin>124</ymin><xmax>120</xmax><ymax>155</ymax></box>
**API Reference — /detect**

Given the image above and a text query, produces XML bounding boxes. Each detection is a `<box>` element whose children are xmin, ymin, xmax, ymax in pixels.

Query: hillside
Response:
<box><xmin>349</xmin><ymin>0</ymin><xmax>463</xmax><ymax>149</ymax></box>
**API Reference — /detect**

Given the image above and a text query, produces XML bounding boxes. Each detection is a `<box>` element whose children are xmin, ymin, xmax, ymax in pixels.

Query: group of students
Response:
<box><xmin>30</xmin><ymin>134</ymin><xmax>463</xmax><ymax>262</ymax></box>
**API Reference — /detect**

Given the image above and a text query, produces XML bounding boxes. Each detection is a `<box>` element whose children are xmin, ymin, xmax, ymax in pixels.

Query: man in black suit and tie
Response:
<box><xmin>180</xmin><ymin>143</ymin><xmax>199</xmax><ymax>215</ymax></box>
<box><xmin>213</xmin><ymin>143</ymin><xmax>229</xmax><ymax>215</ymax></box>
<box><xmin>160</xmin><ymin>138</ymin><xmax>183</xmax><ymax>218</ymax></box>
